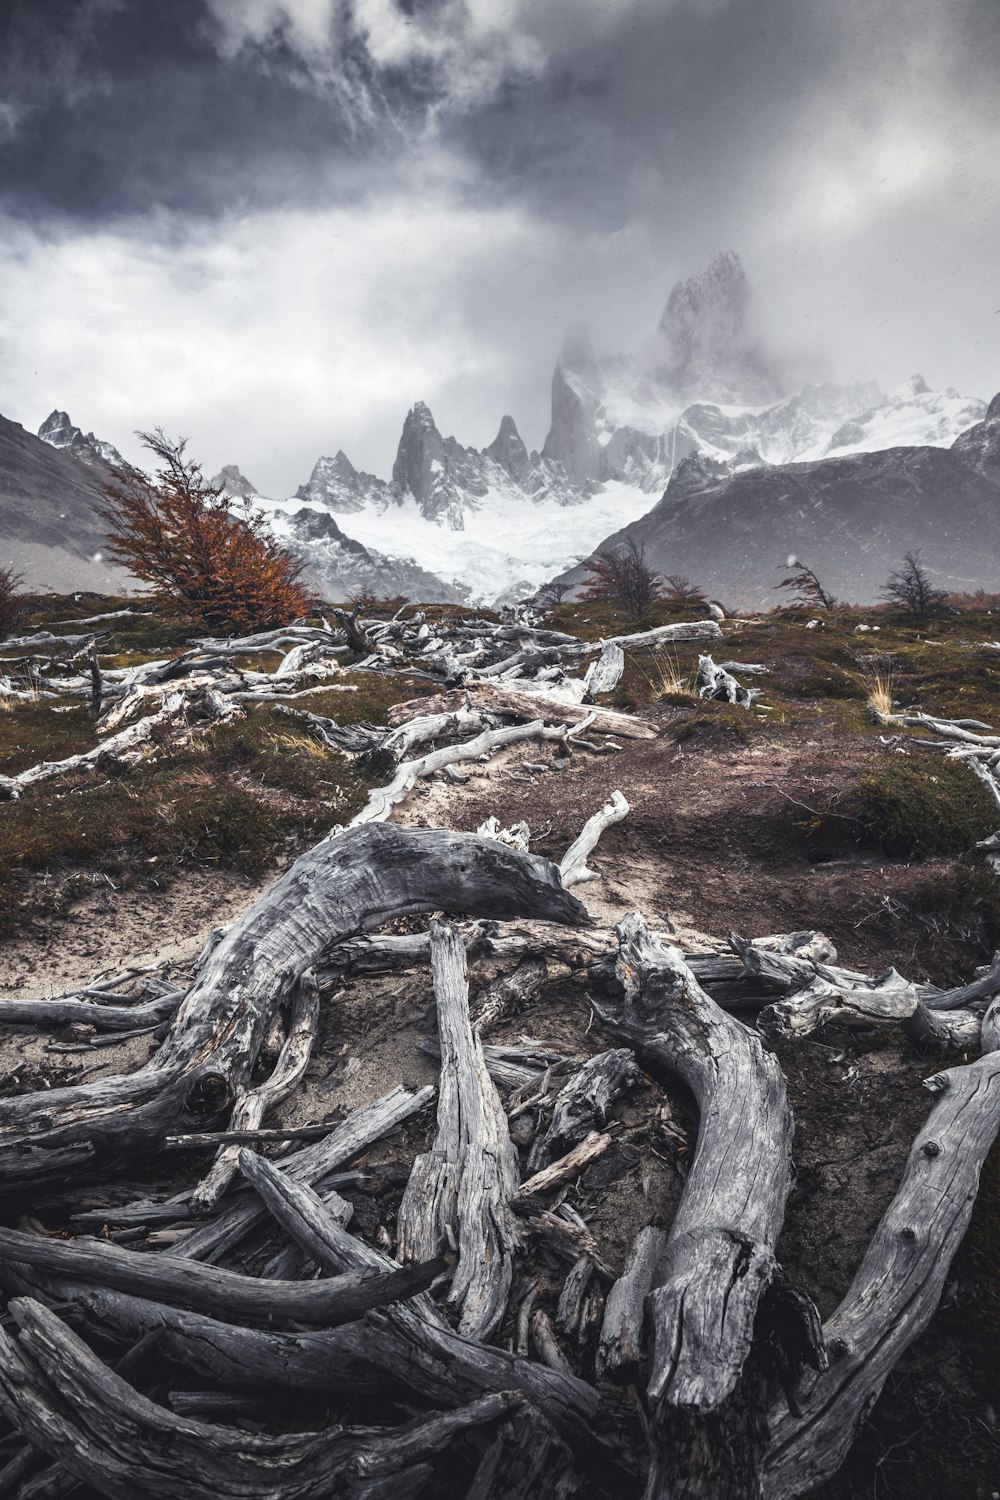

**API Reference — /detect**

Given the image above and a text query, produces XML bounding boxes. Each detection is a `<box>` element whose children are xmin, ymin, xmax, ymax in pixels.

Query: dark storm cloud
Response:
<box><xmin>0</xmin><ymin>0</ymin><xmax>996</xmax><ymax>492</ymax></box>
<box><xmin>0</xmin><ymin>0</ymin><xmax>392</xmax><ymax>219</ymax></box>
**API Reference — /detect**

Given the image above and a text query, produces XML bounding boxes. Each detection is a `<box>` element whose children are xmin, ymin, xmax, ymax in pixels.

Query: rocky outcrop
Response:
<box><xmin>281</xmin><ymin>504</ymin><xmax>466</xmax><ymax>603</ymax></box>
<box><xmin>653</xmin><ymin>250</ymin><xmax>783</xmax><ymax>404</ymax></box>
<box><xmin>951</xmin><ymin>391</ymin><xmax>1000</xmax><ymax>485</ymax></box>
<box><xmin>211</xmin><ymin>464</ymin><xmax>260</xmax><ymax>499</ymax></box>
<box><xmin>484</xmin><ymin>414</ymin><xmax>537</xmax><ymax>490</ymax></box>
<box><xmin>295</xmin><ymin>451</ymin><xmax>396</xmax><ymax>514</ymax></box>
<box><xmin>541</xmin><ymin>326</ymin><xmax>604</xmax><ymax>487</ymax></box>
<box><xmin>37</xmin><ymin>410</ymin><xmax>125</xmax><ymax>471</ymax></box>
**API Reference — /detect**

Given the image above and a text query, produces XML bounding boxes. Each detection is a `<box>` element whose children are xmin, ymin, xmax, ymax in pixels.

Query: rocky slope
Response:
<box><xmin>0</xmin><ymin>413</ymin><xmax>133</xmax><ymax>593</ymax></box>
<box><xmin>210</xmin><ymin>463</ymin><xmax>460</xmax><ymax>603</ymax></box>
<box><xmin>37</xmin><ymin>410</ymin><xmax>125</xmax><ymax>471</ymax></box>
<box><xmin>561</xmin><ymin>398</ymin><xmax>1000</xmax><ymax>608</ymax></box>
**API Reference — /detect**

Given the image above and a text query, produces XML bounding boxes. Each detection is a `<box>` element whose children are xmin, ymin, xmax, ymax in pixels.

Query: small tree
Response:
<box><xmin>880</xmin><ymin>550</ymin><xmax>948</xmax><ymax>622</ymax></box>
<box><xmin>533</xmin><ymin>581</ymin><xmax>571</xmax><ymax>608</ymax></box>
<box><xmin>100</xmin><ymin>431</ymin><xmax>311</xmax><ymax>631</ymax></box>
<box><xmin>580</xmin><ymin>538</ymin><xmax>664</xmax><ymax>620</ymax></box>
<box><xmin>0</xmin><ymin>564</ymin><xmax>26</xmax><ymax>640</ymax></box>
<box><xmin>775</xmin><ymin>557</ymin><xmax>836</xmax><ymax>610</ymax></box>
<box><xmin>663</xmin><ymin>574</ymin><xmax>708</xmax><ymax>606</ymax></box>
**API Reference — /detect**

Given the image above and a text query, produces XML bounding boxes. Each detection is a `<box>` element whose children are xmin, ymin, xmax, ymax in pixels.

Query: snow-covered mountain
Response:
<box><xmin>535</xmin><ymin>255</ymin><xmax>985</xmax><ymax>498</ymax></box>
<box><xmin>26</xmin><ymin>255</ymin><xmax>988</xmax><ymax>606</ymax></box>
<box><xmin>210</xmin><ymin>463</ymin><xmax>460</xmax><ymax>603</ymax></box>
<box><xmin>555</xmin><ymin>393</ymin><xmax>1000</xmax><ymax>609</ymax></box>
<box><xmin>37</xmin><ymin>410</ymin><xmax>125</xmax><ymax>471</ymax></box>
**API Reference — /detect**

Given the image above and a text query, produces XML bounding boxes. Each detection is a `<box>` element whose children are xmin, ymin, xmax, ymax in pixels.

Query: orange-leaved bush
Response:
<box><xmin>100</xmin><ymin>430</ymin><xmax>312</xmax><ymax>632</ymax></box>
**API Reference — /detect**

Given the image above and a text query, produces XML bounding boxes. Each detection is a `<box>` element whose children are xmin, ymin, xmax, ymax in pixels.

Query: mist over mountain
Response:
<box><xmin>15</xmin><ymin>251</ymin><xmax>992</xmax><ymax>606</ymax></box>
<box><xmin>555</xmin><ymin>398</ymin><xmax>1000</xmax><ymax>609</ymax></box>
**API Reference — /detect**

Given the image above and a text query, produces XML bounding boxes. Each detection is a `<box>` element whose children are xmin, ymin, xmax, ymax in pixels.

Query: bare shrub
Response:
<box><xmin>880</xmin><ymin>550</ymin><xmax>948</xmax><ymax>622</ymax></box>
<box><xmin>580</xmin><ymin>537</ymin><xmax>664</xmax><ymax>620</ymax></box>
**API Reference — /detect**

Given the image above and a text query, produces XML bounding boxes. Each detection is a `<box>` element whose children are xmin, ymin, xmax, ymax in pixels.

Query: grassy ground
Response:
<box><xmin>0</xmin><ymin>596</ymin><xmax>441</xmax><ymax>933</ymax></box>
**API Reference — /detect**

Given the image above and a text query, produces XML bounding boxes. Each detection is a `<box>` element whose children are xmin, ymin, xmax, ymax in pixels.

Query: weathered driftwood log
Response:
<box><xmin>0</xmin><ymin>991</ymin><xmax>180</xmax><ymax>1033</ymax></box>
<box><xmin>347</xmin><ymin>720</ymin><xmax>575</xmax><ymax>827</ymax></box>
<box><xmin>923</xmin><ymin>949</ymin><xmax>1000</xmax><ymax>1010</ymax></box>
<box><xmin>235</xmin><ymin>1143</ymin><xmax>635</xmax><ymax>1480</ymax></box>
<box><xmin>387</xmin><ymin>685</ymin><xmax>657</xmax><ymax>740</ymax></box>
<box><xmin>236</xmin><ymin>1141</ymin><xmax>636</xmax><ymax>1477</ymax></box>
<box><xmin>555</xmin><ymin>1254</ymin><xmax>597</xmax><ymax>1338</ymax></box>
<box><xmin>397</xmin><ymin>923</ymin><xmax>523</xmax><ymax>1339</ymax></box>
<box><xmin>527</xmin><ymin>1048</ymin><xmax>639</xmax><ymax>1171</ymax></box>
<box><xmin>583</xmin><ymin>641</ymin><xmax>626</xmax><ymax>699</ymax></box>
<box><xmin>559</xmin><ymin>790</ymin><xmax>630</xmax><ymax>888</ymax></box>
<box><xmin>476</xmin><ymin>815</ymin><xmax>531</xmax><ymax>851</ymax></box>
<box><xmin>189</xmin><ymin>970</ymin><xmax>319</xmax><ymax>1211</ymax></box>
<box><xmin>0</xmin><ymin>1225</ymin><xmax>443</xmax><ymax>1329</ymax></box>
<box><xmin>599</xmin><ymin>914</ymin><xmax>806</xmax><ymax>1499</ymax></box>
<box><xmin>519</xmin><ymin>1131</ymin><xmax>612</xmax><ymax>1196</ymax></box>
<box><xmin>381</xmin><ymin>707</ymin><xmax>496</xmax><ymax>760</ymax></box>
<box><xmin>567</xmin><ymin>620</ymin><xmax>722</xmax><ymax>652</ymax></box>
<box><xmin>0</xmin><ymin>1298</ymin><xmax>517</xmax><ymax>1500</ymax></box>
<box><xmin>698</xmin><ymin>654</ymin><xmax>757</xmax><ymax>707</ymax></box>
<box><xmin>596</xmin><ymin>1224</ymin><xmax>669</xmax><ymax>1385</ymax></box>
<box><xmin>464</xmin><ymin>1404</ymin><xmax>579</xmax><ymax>1500</ymax></box>
<box><xmin>175</xmin><ymin>1085</ymin><xmax>434</xmax><ymax>1263</ymax></box>
<box><xmin>0</xmin><ymin>825</ymin><xmax>586</xmax><ymax>1187</ymax></box>
<box><xmin>472</xmin><ymin>957</ymin><xmax>547</xmax><ymax>1036</ymax></box>
<box><xmin>0</xmin><ymin>691</ymin><xmax>189</xmax><ymax>801</ymax></box>
<box><xmin>737</xmin><ymin>937</ymin><xmax>987</xmax><ymax>1048</ymax></box>
<box><xmin>530</xmin><ymin>1308</ymin><xmax>573</xmax><ymax>1374</ymax></box>
<box><xmin>11</xmin><ymin>1281</ymin><xmax>394</xmax><ymax>1396</ymax></box>
<box><xmin>331</xmin><ymin>606</ymin><xmax>374</xmax><ymax>654</ymax></box>
<box><xmin>764</xmin><ymin>1048</ymin><xmax>1000</xmax><ymax>1499</ymax></box>
<box><xmin>273</xmin><ymin>704</ymin><xmax>385</xmax><ymax>754</ymax></box>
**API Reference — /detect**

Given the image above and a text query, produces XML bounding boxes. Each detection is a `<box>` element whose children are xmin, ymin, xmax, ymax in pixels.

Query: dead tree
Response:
<box><xmin>397</xmin><ymin>923</ymin><xmax>523</xmax><ymax>1339</ymax></box>
<box><xmin>597</xmin><ymin>914</ymin><xmax>817</xmax><ymax>1498</ymax></box>
<box><xmin>0</xmin><ymin>825</ymin><xmax>587</xmax><ymax>1189</ymax></box>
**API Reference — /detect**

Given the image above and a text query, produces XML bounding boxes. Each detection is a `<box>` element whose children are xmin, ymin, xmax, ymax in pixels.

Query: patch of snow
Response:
<box><xmin>303</xmin><ymin>482</ymin><xmax>654</xmax><ymax>605</ymax></box>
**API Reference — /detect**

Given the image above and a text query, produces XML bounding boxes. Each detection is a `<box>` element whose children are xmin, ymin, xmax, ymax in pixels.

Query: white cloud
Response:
<box><xmin>0</xmin><ymin>181</ymin><xmax>591</xmax><ymax>495</ymax></box>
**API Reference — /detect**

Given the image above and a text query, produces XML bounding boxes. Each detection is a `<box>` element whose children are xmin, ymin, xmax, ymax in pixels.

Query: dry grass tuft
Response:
<box><xmin>858</xmin><ymin>664</ymin><xmax>896</xmax><ymax>722</ymax></box>
<box><xmin>630</xmin><ymin>647</ymin><xmax>698</xmax><ymax>701</ymax></box>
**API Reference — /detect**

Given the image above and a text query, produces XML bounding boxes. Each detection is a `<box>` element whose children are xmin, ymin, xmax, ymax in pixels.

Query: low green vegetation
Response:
<box><xmin>856</xmin><ymin>754</ymin><xmax>999</xmax><ymax>859</ymax></box>
<box><xmin>0</xmin><ymin>599</ymin><xmax>443</xmax><ymax>934</ymax></box>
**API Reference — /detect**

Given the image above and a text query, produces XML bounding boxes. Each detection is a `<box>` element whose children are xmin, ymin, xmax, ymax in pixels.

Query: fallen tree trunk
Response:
<box><xmin>764</xmin><ymin>1047</ymin><xmax>1000</xmax><ymax>1499</ymax></box>
<box><xmin>596</xmin><ymin>1225</ymin><xmax>669</xmax><ymax>1385</ymax></box>
<box><xmin>559</xmin><ymin>790</ymin><xmax>630</xmax><ymax>888</ymax></box>
<box><xmin>0</xmin><ymin>1225</ymin><xmax>443</xmax><ymax>1328</ymax></box>
<box><xmin>0</xmin><ymin>826</ymin><xmax>587</xmax><ymax>1188</ymax></box>
<box><xmin>189</xmin><ymin>970</ymin><xmax>320</xmax><ymax>1212</ymax></box>
<box><xmin>0</xmin><ymin>692</ymin><xmax>189</xmax><ymax>801</ymax></box>
<box><xmin>387</xmin><ymin>685</ymin><xmax>657</xmax><ymax>740</ymax></box>
<box><xmin>234</xmin><ymin>1143</ymin><xmax>634</xmax><ymax>1478</ymax></box>
<box><xmin>0</xmin><ymin>1298</ymin><xmax>517</xmax><ymax>1500</ymax></box>
<box><xmin>527</xmin><ymin>1048</ymin><xmax>639</xmax><ymax>1171</ymax></box>
<box><xmin>397</xmin><ymin>923</ymin><xmax>522</xmax><ymax>1340</ymax></box>
<box><xmin>347</xmin><ymin>720</ymin><xmax>575</xmax><ymax>827</ymax></box>
<box><xmin>583</xmin><ymin>642</ymin><xmax>626</xmax><ymax>698</ymax></box>
<box><xmin>598</xmin><ymin>914</ymin><xmax>809</xmax><ymax>1499</ymax></box>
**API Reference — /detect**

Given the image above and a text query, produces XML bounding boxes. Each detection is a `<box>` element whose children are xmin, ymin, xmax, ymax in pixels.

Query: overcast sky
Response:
<box><xmin>0</xmin><ymin>0</ymin><xmax>997</xmax><ymax>495</ymax></box>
